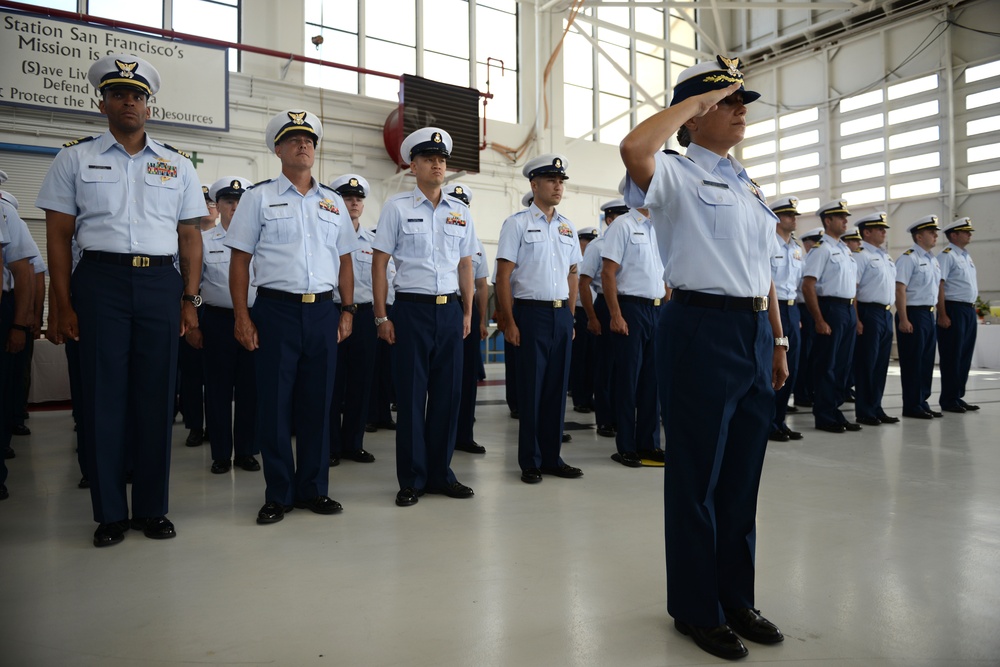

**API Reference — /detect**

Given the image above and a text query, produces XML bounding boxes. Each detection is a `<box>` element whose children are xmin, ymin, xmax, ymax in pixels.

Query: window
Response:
<box><xmin>887</xmin><ymin>101</ymin><xmax>938</xmax><ymax>126</ymax></box>
<box><xmin>173</xmin><ymin>0</ymin><xmax>240</xmax><ymax>72</ymax></box>
<box><xmin>760</xmin><ymin>182</ymin><xmax>777</xmax><ymax>198</ymax></box>
<box><xmin>889</xmin><ymin>126</ymin><xmax>939</xmax><ymax>150</ymax></box>
<box><xmin>889</xmin><ymin>153</ymin><xmax>940</xmax><ymax>175</ymax></box>
<box><xmin>968</xmin><ymin>170</ymin><xmax>1000</xmax><ymax>189</ymax></box>
<box><xmin>839</xmin><ymin>89</ymin><xmax>882</xmax><ymax>114</ymax></box>
<box><xmin>779</xmin><ymin>107</ymin><xmax>819</xmax><ymax>130</ymax></box>
<box><xmin>797</xmin><ymin>198</ymin><xmax>820</xmax><ymax>214</ymax></box>
<box><xmin>840</xmin><ymin>113</ymin><xmax>884</xmax><ymax>137</ymax></box>
<box><xmin>780</xmin><ymin>153</ymin><xmax>820</xmax><ymax>173</ymax></box>
<box><xmin>889</xmin><ymin>178</ymin><xmax>940</xmax><ymax>199</ymax></box>
<box><xmin>841</xmin><ymin>186</ymin><xmax>886</xmax><ymax>205</ymax></box>
<box><xmin>745</xmin><ymin>118</ymin><xmax>775</xmax><ymax>139</ymax></box>
<box><xmin>780</xmin><ymin>175</ymin><xmax>820</xmax><ymax>193</ymax></box>
<box><xmin>742</xmin><ymin>141</ymin><xmax>776</xmax><ymax>161</ymax></box>
<box><xmin>887</xmin><ymin>74</ymin><xmax>937</xmax><ymax>101</ymax></box>
<box><xmin>967</xmin><ymin>143</ymin><xmax>1000</xmax><ymax>163</ymax></box>
<box><xmin>90</xmin><ymin>0</ymin><xmax>163</xmax><ymax>27</ymax></box>
<box><xmin>841</xmin><ymin>138</ymin><xmax>885</xmax><ymax>160</ymax></box>
<box><xmin>779</xmin><ymin>130</ymin><xmax>819</xmax><ymax>151</ymax></box>
<box><xmin>967</xmin><ymin>116</ymin><xmax>1000</xmax><ymax>137</ymax></box>
<box><xmin>746</xmin><ymin>162</ymin><xmax>776</xmax><ymax>179</ymax></box>
<box><xmin>841</xmin><ymin>163</ymin><xmax>885</xmax><ymax>183</ymax></box>
<box><xmin>965</xmin><ymin>59</ymin><xmax>1000</xmax><ymax>84</ymax></box>
<box><xmin>966</xmin><ymin>88</ymin><xmax>1000</xmax><ymax>110</ymax></box>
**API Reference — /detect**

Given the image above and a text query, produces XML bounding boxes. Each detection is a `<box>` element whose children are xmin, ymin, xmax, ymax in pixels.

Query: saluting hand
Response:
<box><xmin>690</xmin><ymin>81</ymin><xmax>742</xmax><ymax>118</ymax></box>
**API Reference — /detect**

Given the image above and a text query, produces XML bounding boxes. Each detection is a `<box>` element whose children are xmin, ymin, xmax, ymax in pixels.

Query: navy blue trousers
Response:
<box><xmin>612</xmin><ymin>301</ymin><xmax>660</xmax><ymax>454</ymax></box>
<box><xmin>658</xmin><ymin>301</ymin><xmax>774</xmax><ymax>627</ymax></box>
<box><xmin>570</xmin><ymin>306</ymin><xmax>596</xmax><ymax>410</ymax></box>
<box><xmin>457</xmin><ymin>304</ymin><xmax>483</xmax><ymax>447</ymax></box>
<box><xmin>72</xmin><ymin>259</ymin><xmax>181</xmax><ymax>523</ymax></box>
<box><xmin>504</xmin><ymin>333</ymin><xmax>518</xmax><ymax>414</ymax></box>
<box><xmin>513</xmin><ymin>303</ymin><xmax>573</xmax><ymax>471</ymax></box>
<box><xmin>369</xmin><ymin>330</ymin><xmax>395</xmax><ymax>425</ymax></box>
<box><xmin>897</xmin><ymin>307</ymin><xmax>936</xmax><ymax>414</ymax></box>
<box><xmin>64</xmin><ymin>339</ymin><xmax>86</xmax><ymax>477</ymax></box>
<box><xmin>391</xmin><ymin>299</ymin><xmax>462</xmax><ymax>490</ymax></box>
<box><xmin>771</xmin><ymin>302</ymin><xmax>801</xmax><ymax>432</ymax></box>
<box><xmin>811</xmin><ymin>300</ymin><xmax>856</xmax><ymax>427</ymax></box>
<box><xmin>0</xmin><ymin>293</ymin><xmax>12</xmax><ymax>486</ymax></box>
<box><xmin>854</xmin><ymin>303</ymin><xmax>893</xmax><ymax>421</ymax></box>
<box><xmin>202</xmin><ymin>306</ymin><xmax>257</xmax><ymax>462</ymax></box>
<box><xmin>938</xmin><ymin>302</ymin><xmax>977</xmax><ymax>409</ymax></box>
<box><xmin>330</xmin><ymin>305</ymin><xmax>376</xmax><ymax>456</ymax></box>
<box><xmin>252</xmin><ymin>296</ymin><xmax>338</xmax><ymax>505</ymax></box>
<box><xmin>178</xmin><ymin>330</ymin><xmax>205</xmax><ymax>430</ymax></box>
<box><xmin>593</xmin><ymin>295</ymin><xmax>615</xmax><ymax>427</ymax></box>
<box><xmin>794</xmin><ymin>304</ymin><xmax>815</xmax><ymax>405</ymax></box>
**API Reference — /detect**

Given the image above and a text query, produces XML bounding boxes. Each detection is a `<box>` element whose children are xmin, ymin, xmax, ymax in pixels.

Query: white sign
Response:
<box><xmin>0</xmin><ymin>11</ymin><xmax>229</xmax><ymax>131</ymax></box>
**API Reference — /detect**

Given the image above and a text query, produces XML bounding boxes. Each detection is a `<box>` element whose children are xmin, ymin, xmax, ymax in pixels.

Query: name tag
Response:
<box><xmin>702</xmin><ymin>180</ymin><xmax>729</xmax><ymax>189</ymax></box>
<box><xmin>209</xmin><ymin>250</ymin><xmax>224</xmax><ymax>254</ymax></box>
<box><xmin>87</xmin><ymin>165</ymin><xmax>112</xmax><ymax>170</ymax></box>
<box><xmin>269</xmin><ymin>202</ymin><xmax>288</xmax><ymax>208</ymax></box>
<box><xmin>407</xmin><ymin>218</ymin><xmax>423</xmax><ymax>222</ymax></box>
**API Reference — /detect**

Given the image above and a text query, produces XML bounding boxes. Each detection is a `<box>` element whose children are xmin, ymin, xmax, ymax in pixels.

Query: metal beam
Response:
<box><xmin>571</xmin><ymin>1</ymin><xmax>856</xmax><ymax>9</ymax></box>
<box><xmin>570</xmin><ymin>11</ymin><xmax>713</xmax><ymax>61</ymax></box>
<box><xmin>569</xmin><ymin>21</ymin><xmax>659</xmax><ymax>108</ymax></box>
<box><xmin>567</xmin><ymin>88</ymin><xmax>669</xmax><ymax>146</ymax></box>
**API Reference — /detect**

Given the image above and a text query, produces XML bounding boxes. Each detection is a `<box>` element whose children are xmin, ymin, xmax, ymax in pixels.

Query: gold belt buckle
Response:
<box><xmin>849</xmin><ymin>298</ymin><xmax>855</xmax><ymax>305</ymax></box>
<box><xmin>553</xmin><ymin>300</ymin><xmax>563</xmax><ymax>308</ymax></box>
<box><xmin>301</xmin><ymin>293</ymin><xmax>316</xmax><ymax>303</ymax></box>
<box><xmin>885</xmin><ymin>305</ymin><xmax>891</xmax><ymax>311</ymax></box>
<box><xmin>653</xmin><ymin>298</ymin><xmax>661</xmax><ymax>306</ymax></box>
<box><xmin>132</xmin><ymin>255</ymin><xmax>150</xmax><ymax>268</ymax></box>
<box><xmin>786</xmin><ymin>299</ymin><xmax>795</xmax><ymax>306</ymax></box>
<box><xmin>929</xmin><ymin>306</ymin><xmax>935</xmax><ymax>313</ymax></box>
<box><xmin>435</xmin><ymin>295</ymin><xmax>448</xmax><ymax>305</ymax></box>
<box><xmin>752</xmin><ymin>296</ymin><xmax>768</xmax><ymax>312</ymax></box>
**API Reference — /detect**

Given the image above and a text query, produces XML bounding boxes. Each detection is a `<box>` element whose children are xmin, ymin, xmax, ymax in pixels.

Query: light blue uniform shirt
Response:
<box><xmin>36</xmin><ymin>130</ymin><xmax>206</xmax><ymax>255</ymax></box>
<box><xmin>895</xmin><ymin>245</ymin><xmax>941</xmax><ymax>306</ymax></box>
<box><xmin>854</xmin><ymin>241</ymin><xmax>896</xmax><ymax>305</ymax></box>
<box><xmin>771</xmin><ymin>235</ymin><xmax>804</xmax><ymax>302</ymax></box>
<box><xmin>201</xmin><ymin>225</ymin><xmax>255</xmax><ymax>309</ymax></box>
<box><xmin>938</xmin><ymin>244</ymin><xmax>978</xmax><ymax>302</ymax></box>
<box><xmin>373</xmin><ymin>189</ymin><xmax>477</xmax><ymax>295</ymax></box>
<box><xmin>624</xmin><ymin>143</ymin><xmax>778</xmax><ymax>297</ymax></box>
<box><xmin>225</xmin><ymin>174</ymin><xmax>361</xmax><ymax>294</ymax></box>
<box><xmin>1</xmin><ymin>199</ymin><xmax>39</xmax><ymax>291</ymax></box>
<box><xmin>496</xmin><ymin>204</ymin><xmax>583</xmax><ymax>301</ymax></box>
<box><xmin>579</xmin><ymin>237</ymin><xmax>606</xmax><ymax>293</ymax></box>
<box><xmin>335</xmin><ymin>225</ymin><xmax>375</xmax><ymax>304</ymax></box>
<box><xmin>472</xmin><ymin>237</ymin><xmax>489</xmax><ymax>281</ymax></box>
<box><xmin>600</xmin><ymin>209</ymin><xmax>665</xmax><ymax>300</ymax></box>
<box><xmin>803</xmin><ymin>237</ymin><xmax>858</xmax><ymax>299</ymax></box>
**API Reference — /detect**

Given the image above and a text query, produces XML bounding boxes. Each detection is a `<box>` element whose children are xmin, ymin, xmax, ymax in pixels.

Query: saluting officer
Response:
<box><xmin>496</xmin><ymin>154</ymin><xmax>584</xmax><ymax>485</ymax></box>
<box><xmin>768</xmin><ymin>196</ymin><xmax>804</xmax><ymax>442</ymax></box>
<box><xmin>226</xmin><ymin>110</ymin><xmax>360</xmax><ymax>524</ymax></box>
<box><xmin>936</xmin><ymin>217</ymin><xmax>980</xmax><ymax>413</ymax></box>
<box><xmin>446</xmin><ymin>183</ymin><xmax>491</xmax><ymax>455</ymax></box>
<box><xmin>895</xmin><ymin>216</ymin><xmax>943</xmax><ymax>419</ymax></box>
<box><xmin>196</xmin><ymin>176</ymin><xmax>259</xmax><ymax>474</ymax></box>
<box><xmin>570</xmin><ymin>226</ymin><xmax>599</xmax><ymax>414</ymax></box>
<box><xmin>793</xmin><ymin>226</ymin><xmax>824</xmax><ymax>410</ymax></box>
<box><xmin>852</xmin><ymin>212</ymin><xmax>899</xmax><ymax>426</ymax></box>
<box><xmin>39</xmin><ymin>54</ymin><xmax>206</xmax><ymax>547</ymax></box>
<box><xmin>372</xmin><ymin>128</ymin><xmax>478</xmax><ymax>508</ymax></box>
<box><xmin>802</xmin><ymin>200</ymin><xmax>861</xmax><ymax>434</ymax></box>
<box><xmin>327</xmin><ymin>173</ymin><xmax>378</xmax><ymax>466</ymax></box>
<box><xmin>620</xmin><ymin>55</ymin><xmax>787</xmax><ymax>661</ymax></box>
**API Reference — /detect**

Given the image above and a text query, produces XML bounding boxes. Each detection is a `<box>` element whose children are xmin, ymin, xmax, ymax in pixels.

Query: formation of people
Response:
<box><xmin>0</xmin><ymin>51</ymin><xmax>982</xmax><ymax>662</ymax></box>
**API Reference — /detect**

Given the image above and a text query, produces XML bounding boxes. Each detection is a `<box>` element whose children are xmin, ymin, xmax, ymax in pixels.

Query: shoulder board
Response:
<box><xmin>942</xmin><ymin>247</ymin><xmax>952</xmax><ymax>253</ymax></box>
<box><xmin>63</xmin><ymin>135</ymin><xmax>96</xmax><ymax>148</ymax></box>
<box><xmin>750</xmin><ymin>178</ymin><xmax>762</xmax><ymax>188</ymax></box>
<box><xmin>662</xmin><ymin>149</ymin><xmax>680</xmax><ymax>155</ymax></box>
<box><xmin>160</xmin><ymin>142</ymin><xmax>192</xmax><ymax>159</ymax></box>
<box><xmin>388</xmin><ymin>191</ymin><xmax>411</xmax><ymax>202</ymax></box>
<box><xmin>319</xmin><ymin>183</ymin><xmax>336</xmax><ymax>193</ymax></box>
<box><xmin>903</xmin><ymin>249</ymin><xmax>914</xmax><ymax>255</ymax></box>
<box><xmin>252</xmin><ymin>178</ymin><xmax>273</xmax><ymax>187</ymax></box>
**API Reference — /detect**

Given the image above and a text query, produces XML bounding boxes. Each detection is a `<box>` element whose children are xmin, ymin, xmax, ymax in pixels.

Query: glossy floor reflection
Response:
<box><xmin>1</xmin><ymin>364</ymin><xmax>998</xmax><ymax>666</ymax></box>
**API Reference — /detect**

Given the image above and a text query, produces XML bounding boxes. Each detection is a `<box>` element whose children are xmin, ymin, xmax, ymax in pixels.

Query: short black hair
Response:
<box><xmin>677</xmin><ymin>125</ymin><xmax>691</xmax><ymax>148</ymax></box>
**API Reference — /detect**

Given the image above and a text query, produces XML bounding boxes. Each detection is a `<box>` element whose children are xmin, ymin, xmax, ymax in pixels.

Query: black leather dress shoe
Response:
<box><xmin>234</xmin><ymin>455</ymin><xmax>260</xmax><ymax>471</ymax></box>
<box><xmin>5</xmin><ymin>447</ymin><xmax>14</xmax><ymax>459</ymax></box>
<box><xmin>257</xmin><ymin>501</ymin><xmax>292</xmax><ymax>524</ymax></box>
<box><xmin>211</xmin><ymin>459</ymin><xmax>231</xmax><ymax>474</ymax></box>
<box><xmin>904</xmin><ymin>410</ymin><xmax>933</xmax><ymax>419</ymax></box>
<box><xmin>816</xmin><ymin>423</ymin><xmax>846</xmax><ymax>433</ymax></box>
<box><xmin>0</xmin><ymin>485</ymin><xmax>8</xmax><ymax>500</ymax></box>
<box><xmin>455</xmin><ymin>441</ymin><xmax>486</xmax><ymax>454</ymax></box>
<box><xmin>540</xmin><ymin>464</ymin><xmax>584</xmax><ymax>478</ymax></box>
<box><xmin>521</xmin><ymin>468</ymin><xmax>542</xmax><ymax>484</ymax></box>
<box><xmin>929</xmin><ymin>410</ymin><xmax>944</xmax><ymax>418</ymax></box>
<box><xmin>78</xmin><ymin>476</ymin><xmax>90</xmax><ymax>489</ymax></box>
<box><xmin>93</xmin><ymin>520</ymin><xmax>129</xmax><ymax>547</ymax></box>
<box><xmin>561</xmin><ymin>432</ymin><xmax>572</xmax><ymax>443</ymax></box>
<box><xmin>573</xmin><ymin>405</ymin><xmax>592</xmax><ymax>413</ymax></box>
<box><xmin>376</xmin><ymin>419</ymin><xmax>396</xmax><ymax>430</ymax></box>
<box><xmin>130</xmin><ymin>516</ymin><xmax>177</xmax><ymax>539</ymax></box>
<box><xmin>941</xmin><ymin>405</ymin><xmax>966</xmax><ymax>414</ymax></box>
<box><xmin>611</xmin><ymin>451</ymin><xmax>642</xmax><ymax>468</ymax></box>
<box><xmin>364</xmin><ymin>423</ymin><xmax>378</xmax><ymax>433</ymax></box>
<box><xmin>768</xmin><ymin>429</ymin><xmax>789</xmax><ymax>442</ymax></box>
<box><xmin>877</xmin><ymin>414</ymin><xmax>900</xmax><ymax>424</ymax></box>
<box><xmin>185</xmin><ymin>428</ymin><xmax>204</xmax><ymax>447</ymax></box>
<box><xmin>345</xmin><ymin>449</ymin><xmax>376</xmax><ymax>463</ymax></box>
<box><xmin>596</xmin><ymin>424</ymin><xmax>615</xmax><ymax>438</ymax></box>
<box><xmin>396</xmin><ymin>487</ymin><xmax>421</xmax><ymax>506</ymax></box>
<box><xmin>295</xmin><ymin>496</ymin><xmax>343</xmax><ymax>514</ymax></box>
<box><xmin>856</xmin><ymin>416</ymin><xmax>881</xmax><ymax>426</ymax></box>
<box><xmin>510</xmin><ymin>410</ymin><xmax>519</xmax><ymax>419</ymax></box>
<box><xmin>724</xmin><ymin>607</ymin><xmax>784</xmax><ymax>644</ymax></box>
<box><xmin>674</xmin><ymin>619</ymin><xmax>748</xmax><ymax>660</ymax></box>
<box><xmin>781</xmin><ymin>426</ymin><xmax>803</xmax><ymax>440</ymax></box>
<box><xmin>786</xmin><ymin>404</ymin><xmax>799</xmax><ymax>413</ymax></box>
<box><xmin>638</xmin><ymin>448</ymin><xmax>665</xmax><ymax>462</ymax></box>
<box><xmin>960</xmin><ymin>402</ymin><xmax>980</xmax><ymax>411</ymax></box>
<box><xmin>329</xmin><ymin>456</ymin><xmax>341</xmax><ymax>467</ymax></box>
<box><xmin>842</xmin><ymin>422</ymin><xmax>862</xmax><ymax>432</ymax></box>
<box><xmin>426</xmin><ymin>482</ymin><xmax>474</xmax><ymax>498</ymax></box>
<box><xmin>794</xmin><ymin>399</ymin><xmax>813</xmax><ymax>408</ymax></box>
<box><xmin>11</xmin><ymin>424</ymin><xmax>30</xmax><ymax>436</ymax></box>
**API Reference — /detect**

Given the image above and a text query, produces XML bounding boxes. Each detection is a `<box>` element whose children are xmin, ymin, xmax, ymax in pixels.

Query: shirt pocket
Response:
<box><xmin>524</xmin><ymin>228</ymin><xmax>545</xmax><ymax>259</ymax></box>
<box><xmin>143</xmin><ymin>172</ymin><xmax>182</xmax><ymax>214</ymax></box>
<box><xmin>443</xmin><ymin>222</ymin><xmax>466</xmax><ymax>253</ymax></box>
<box><xmin>697</xmin><ymin>185</ymin><xmax>738</xmax><ymax>239</ymax></box>
<box><xmin>204</xmin><ymin>248</ymin><xmax>229</xmax><ymax>264</ymax></box>
<box><xmin>80</xmin><ymin>166</ymin><xmax>121</xmax><ymax>214</ymax></box>
<box><xmin>401</xmin><ymin>220</ymin><xmax>431</xmax><ymax>255</ymax></box>
<box><xmin>261</xmin><ymin>204</ymin><xmax>295</xmax><ymax>244</ymax></box>
<box><xmin>318</xmin><ymin>209</ymin><xmax>344</xmax><ymax>249</ymax></box>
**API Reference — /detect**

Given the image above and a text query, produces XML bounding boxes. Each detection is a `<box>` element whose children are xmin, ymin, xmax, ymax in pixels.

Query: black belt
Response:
<box><xmin>338</xmin><ymin>302</ymin><xmax>373</xmax><ymax>311</ymax></box>
<box><xmin>819</xmin><ymin>296</ymin><xmax>854</xmax><ymax>305</ymax></box>
<box><xmin>515</xmin><ymin>298</ymin><xmax>567</xmax><ymax>308</ymax></box>
<box><xmin>778</xmin><ymin>299</ymin><xmax>795</xmax><ymax>306</ymax></box>
<box><xmin>82</xmin><ymin>250</ymin><xmax>173</xmax><ymax>267</ymax></box>
<box><xmin>671</xmin><ymin>289</ymin><xmax>769</xmax><ymax>312</ymax></box>
<box><xmin>395</xmin><ymin>292</ymin><xmax>458</xmax><ymax>305</ymax></box>
<box><xmin>257</xmin><ymin>287</ymin><xmax>333</xmax><ymax>303</ymax></box>
<box><xmin>945</xmin><ymin>300</ymin><xmax>975</xmax><ymax>308</ymax></box>
<box><xmin>858</xmin><ymin>301</ymin><xmax>891</xmax><ymax>310</ymax></box>
<box><xmin>906</xmin><ymin>305</ymin><xmax>935</xmax><ymax>312</ymax></box>
<box><xmin>617</xmin><ymin>294</ymin><xmax>662</xmax><ymax>307</ymax></box>
<box><xmin>203</xmin><ymin>304</ymin><xmax>235</xmax><ymax>315</ymax></box>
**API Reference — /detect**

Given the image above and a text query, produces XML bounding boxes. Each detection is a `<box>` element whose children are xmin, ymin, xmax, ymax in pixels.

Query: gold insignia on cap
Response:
<box><xmin>879</xmin><ymin>213</ymin><xmax>886</xmax><ymax>222</ymax></box>
<box><xmin>432</xmin><ymin>132</ymin><xmax>442</xmax><ymax>143</ymax></box>
<box><xmin>789</xmin><ymin>197</ymin><xmax>798</xmax><ymax>206</ymax></box>
<box><xmin>840</xmin><ymin>200</ymin><xmax>847</xmax><ymax>208</ymax></box>
<box><xmin>554</xmin><ymin>158</ymin><xmax>563</xmax><ymax>169</ymax></box>
<box><xmin>288</xmin><ymin>111</ymin><xmax>307</xmax><ymax>125</ymax></box>
<box><xmin>115</xmin><ymin>60</ymin><xmax>138</xmax><ymax>79</ymax></box>
<box><xmin>454</xmin><ymin>186</ymin><xmax>464</xmax><ymax>194</ymax></box>
<box><xmin>931</xmin><ymin>216</ymin><xmax>938</xmax><ymax>223</ymax></box>
<box><xmin>231</xmin><ymin>179</ymin><xmax>242</xmax><ymax>190</ymax></box>
<box><xmin>202</xmin><ymin>186</ymin><xmax>209</xmax><ymax>194</ymax></box>
<box><xmin>349</xmin><ymin>178</ymin><xmax>359</xmax><ymax>188</ymax></box>
<box><xmin>718</xmin><ymin>55</ymin><xmax>741</xmax><ymax>77</ymax></box>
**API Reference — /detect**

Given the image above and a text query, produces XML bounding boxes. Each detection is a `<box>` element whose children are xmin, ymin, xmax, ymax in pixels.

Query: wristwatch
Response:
<box><xmin>774</xmin><ymin>336</ymin><xmax>789</xmax><ymax>349</ymax></box>
<box><xmin>182</xmin><ymin>294</ymin><xmax>203</xmax><ymax>307</ymax></box>
<box><xmin>341</xmin><ymin>304</ymin><xmax>358</xmax><ymax>315</ymax></box>
<box><xmin>375</xmin><ymin>316</ymin><xmax>390</xmax><ymax>326</ymax></box>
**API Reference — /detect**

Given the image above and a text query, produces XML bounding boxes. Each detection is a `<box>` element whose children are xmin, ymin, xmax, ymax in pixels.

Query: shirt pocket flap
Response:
<box><xmin>262</xmin><ymin>204</ymin><xmax>293</xmax><ymax>220</ymax></box>
<box><xmin>143</xmin><ymin>173</ymin><xmax>181</xmax><ymax>189</ymax></box>
<box><xmin>81</xmin><ymin>167</ymin><xmax>119</xmax><ymax>184</ymax></box>
<box><xmin>402</xmin><ymin>221</ymin><xmax>428</xmax><ymax>235</ymax></box>
<box><xmin>697</xmin><ymin>185</ymin><xmax>735</xmax><ymax>206</ymax></box>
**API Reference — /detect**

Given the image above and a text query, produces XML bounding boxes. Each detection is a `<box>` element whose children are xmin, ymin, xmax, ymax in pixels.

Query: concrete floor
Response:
<box><xmin>1</xmin><ymin>364</ymin><xmax>998</xmax><ymax>666</ymax></box>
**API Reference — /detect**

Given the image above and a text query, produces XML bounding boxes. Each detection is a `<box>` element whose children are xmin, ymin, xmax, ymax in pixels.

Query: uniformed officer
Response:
<box><xmin>802</xmin><ymin>200</ymin><xmax>861</xmax><ymax>434</ymax></box>
<box><xmin>446</xmin><ymin>183</ymin><xmax>491</xmax><ymax>455</ymax></box>
<box><xmin>8</xmin><ymin>254</ymin><xmax>46</xmax><ymax>439</ymax></box>
<box><xmin>895</xmin><ymin>216</ymin><xmax>943</xmax><ymax>419</ymax></box>
<box><xmin>936</xmin><ymin>217</ymin><xmax>979</xmax><ymax>413</ymax></box>
<box><xmin>372</xmin><ymin>127</ymin><xmax>478</xmax><ymax>507</ymax></box>
<box><xmin>601</xmin><ymin>204</ymin><xmax>666</xmax><ymax>466</ymax></box>
<box><xmin>841</xmin><ymin>225</ymin><xmax>862</xmax><ymax>403</ymax></box>
<box><xmin>0</xmin><ymin>211</ymin><xmax>6</xmax><ymax>498</ymax></box>
<box><xmin>793</xmin><ymin>226</ymin><xmax>823</xmax><ymax>409</ymax></box>
<box><xmin>579</xmin><ymin>199</ymin><xmax>630</xmax><ymax>438</ymax></box>
<box><xmin>852</xmin><ymin>212</ymin><xmax>899</xmax><ymax>426</ymax></box>
<box><xmin>570</xmin><ymin>226</ymin><xmax>599</xmax><ymax>414</ymax></box>
<box><xmin>620</xmin><ymin>55</ymin><xmax>787</xmax><ymax>660</ymax></box>
<box><xmin>328</xmin><ymin>173</ymin><xmax>378</xmax><ymax>465</ymax></box>
<box><xmin>193</xmin><ymin>176</ymin><xmax>259</xmax><ymax>474</ymax></box>
<box><xmin>38</xmin><ymin>54</ymin><xmax>206</xmax><ymax>547</ymax></box>
<box><xmin>768</xmin><ymin>196</ymin><xmax>804</xmax><ymax>442</ymax></box>
<box><xmin>367</xmin><ymin>253</ymin><xmax>397</xmax><ymax>431</ymax></box>
<box><xmin>500</xmin><ymin>191</ymin><xmax>534</xmax><ymax>420</ymax></box>
<box><xmin>496</xmin><ymin>154</ymin><xmax>584</xmax><ymax>484</ymax></box>
<box><xmin>226</xmin><ymin>109</ymin><xmax>361</xmax><ymax>524</ymax></box>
